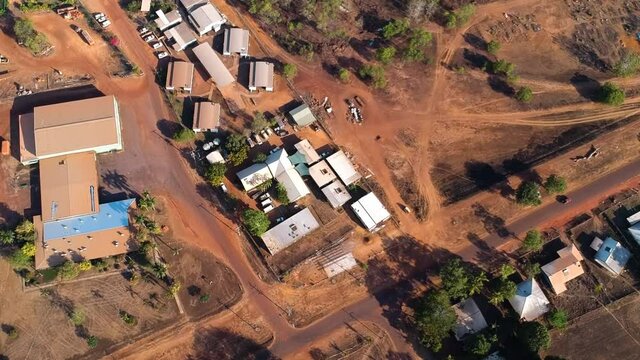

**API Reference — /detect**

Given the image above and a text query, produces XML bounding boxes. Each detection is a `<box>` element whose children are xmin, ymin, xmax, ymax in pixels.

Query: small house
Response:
<box><xmin>591</xmin><ymin>237</ymin><xmax>631</xmax><ymax>276</ymax></box>
<box><xmin>509</xmin><ymin>279</ymin><xmax>550</xmax><ymax>321</ymax></box>
<box><xmin>154</xmin><ymin>9</ymin><xmax>182</xmax><ymax>30</ymax></box>
<box><xmin>187</xmin><ymin>3</ymin><xmax>226</xmax><ymax>36</ymax></box>
<box><xmin>351</xmin><ymin>192</ymin><xmax>391</xmax><ymax>231</ymax></box>
<box><xmin>321</xmin><ymin>180</ymin><xmax>351</xmax><ymax>209</ymax></box>
<box><xmin>192</xmin><ymin>102</ymin><xmax>220</xmax><ymax>132</ymax></box>
<box><xmin>223</xmin><ymin>28</ymin><xmax>249</xmax><ymax>57</ymax></box>
<box><xmin>249</xmin><ymin>61</ymin><xmax>274</xmax><ymax>92</ymax></box>
<box><xmin>541</xmin><ymin>244</ymin><xmax>584</xmax><ymax>294</ymax></box>
<box><xmin>288</xmin><ymin>103</ymin><xmax>316</xmax><ymax>127</ymax></box>
<box><xmin>164</xmin><ymin>23</ymin><xmax>197</xmax><ymax>51</ymax></box>
<box><xmin>453</xmin><ymin>298</ymin><xmax>488</xmax><ymax>340</ymax></box>
<box><xmin>165</xmin><ymin>61</ymin><xmax>195</xmax><ymax>93</ymax></box>
<box><xmin>326</xmin><ymin>150</ymin><xmax>361</xmax><ymax>186</ymax></box>
<box><xmin>261</xmin><ymin>208</ymin><xmax>320</xmax><ymax>254</ymax></box>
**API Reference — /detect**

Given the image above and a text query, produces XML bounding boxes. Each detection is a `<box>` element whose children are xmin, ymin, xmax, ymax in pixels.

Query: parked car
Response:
<box><xmin>557</xmin><ymin>195</ymin><xmax>571</xmax><ymax>204</ymax></box>
<box><xmin>101</xmin><ymin>20</ymin><xmax>111</xmax><ymax>28</ymax></box>
<box><xmin>261</xmin><ymin>199</ymin><xmax>272</xmax><ymax>207</ymax></box>
<box><xmin>93</xmin><ymin>12</ymin><xmax>104</xmax><ymax>19</ymax></box>
<box><xmin>138</xmin><ymin>27</ymin><xmax>148</xmax><ymax>34</ymax></box>
<box><xmin>263</xmin><ymin>204</ymin><xmax>274</xmax><ymax>213</ymax></box>
<box><xmin>144</xmin><ymin>35</ymin><xmax>155</xmax><ymax>42</ymax></box>
<box><xmin>246</xmin><ymin>136</ymin><xmax>256</xmax><ymax>148</ymax></box>
<box><xmin>252</xmin><ymin>133</ymin><xmax>263</xmax><ymax>145</ymax></box>
<box><xmin>156</xmin><ymin>51</ymin><xmax>168</xmax><ymax>59</ymax></box>
<box><xmin>96</xmin><ymin>15</ymin><xmax>107</xmax><ymax>22</ymax></box>
<box><xmin>220</xmin><ymin>184</ymin><xmax>228</xmax><ymax>193</ymax></box>
<box><xmin>152</xmin><ymin>42</ymin><xmax>162</xmax><ymax>49</ymax></box>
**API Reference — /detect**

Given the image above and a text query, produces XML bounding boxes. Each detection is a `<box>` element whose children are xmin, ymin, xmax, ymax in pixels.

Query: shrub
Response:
<box><xmin>338</xmin><ymin>68</ymin><xmax>350</xmax><ymax>83</ymax></box>
<box><xmin>455</xmin><ymin>4</ymin><xmax>476</xmax><ymax>25</ymax></box>
<box><xmin>547</xmin><ymin>308</ymin><xmax>568</xmax><ymax>329</ymax></box>
<box><xmin>376</xmin><ymin>46</ymin><xmax>396</xmax><ymax>65</ymax></box>
<box><xmin>518</xmin><ymin>321</ymin><xmax>550</xmax><ymax>352</ymax></box>
<box><xmin>9</xmin><ymin>249</ymin><xmax>32</xmax><ymax>269</ymax></box>
<box><xmin>282</xmin><ymin>63</ymin><xmax>298</xmax><ymax>80</ymax></box>
<box><xmin>166</xmin><ymin>282</ymin><xmax>181</xmax><ymax>297</ymax></box>
<box><xmin>613</xmin><ymin>52</ymin><xmax>640</xmax><ymax>77</ymax></box>
<box><xmin>15</xmin><ymin>219</ymin><xmax>35</xmax><ymax>243</ymax></box>
<box><xmin>515</xmin><ymin>181</ymin><xmax>541</xmax><ymax>206</ymax></box>
<box><xmin>543</xmin><ymin>174</ymin><xmax>567</xmax><ymax>194</ymax></box>
<box><xmin>59</xmin><ymin>260</ymin><xmax>81</xmax><ymax>280</ymax></box>
<box><xmin>0</xmin><ymin>229</ymin><xmax>14</xmax><ymax>245</ymax></box>
<box><xmin>242</xmin><ymin>209</ymin><xmax>270</xmax><ymax>236</ymax></box>
<box><xmin>381</xmin><ymin>18</ymin><xmax>409</xmax><ymax>39</ymax></box>
<box><xmin>486</xmin><ymin>40</ymin><xmax>501</xmax><ymax>55</ymax></box>
<box><xmin>70</xmin><ymin>309</ymin><xmax>86</xmax><ymax>326</ymax></box>
<box><xmin>205</xmin><ymin>163</ymin><xmax>227</xmax><ymax>185</ymax></box>
<box><xmin>523</xmin><ymin>261</ymin><xmax>541</xmax><ymax>277</ymax></box>
<box><xmin>248</xmin><ymin>0</ymin><xmax>281</xmax><ymax>24</ymax></box>
<box><xmin>515</xmin><ymin>86</ymin><xmax>533</xmax><ymax>102</ymax></box>
<box><xmin>490</xmin><ymin>59</ymin><xmax>516</xmax><ymax>77</ymax></box>
<box><xmin>21</xmin><ymin>242</ymin><xmax>36</xmax><ymax>257</ymax></box>
<box><xmin>251</xmin><ymin>112</ymin><xmax>270</xmax><ymax>132</ymax></box>
<box><xmin>489</xmin><ymin>278</ymin><xmax>517</xmax><ymax>305</ymax></box>
<box><xmin>119</xmin><ymin>311</ymin><xmax>138</xmax><ymax>326</ymax></box>
<box><xmin>403</xmin><ymin>29</ymin><xmax>432</xmax><ymax>62</ymax></box>
<box><xmin>499</xmin><ymin>264</ymin><xmax>516</xmax><ymax>280</ymax></box>
<box><xmin>414</xmin><ymin>290</ymin><xmax>456</xmax><ymax>352</ymax></box>
<box><xmin>172</xmin><ymin>127</ymin><xmax>195</xmax><ymax>142</ymax></box>
<box><xmin>464</xmin><ymin>333</ymin><xmax>497</xmax><ymax>356</ymax></box>
<box><xmin>445</xmin><ymin>12</ymin><xmax>457</xmax><ymax>29</ymax></box>
<box><xmin>199</xmin><ymin>293</ymin><xmax>210</xmax><ymax>303</ymax></box>
<box><xmin>522</xmin><ymin>229</ymin><xmax>543</xmax><ymax>252</ymax></box>
<box><xmin>253</xmin><ymin>153</ymin><xmax>267</xmax><ymax>163</ymax></box>
<box><xmin>126</xmin><ymin>0</ymin><xmax>142</xmax><ymax>13</ymax></box>
<box><xmin>359</xmin><ymin>64</ymin><xmax>387</xmax><ymax>89</ymax></box>
<box><xmin>274</xmin><ymin>182</ymin><xmax>289</xmax><ymax>204</ymax></box>
<box><xmin>87</xmin><ymin>335</ymin><xmax>98</xmax><ymax>349</ymax></box>
<box><xmin>8</xmin><ymin>328</ymin><xmax>18</xmax><ymax>339</ymax></box>
<box><xmin>13</xmin><ymin>18</ymin><xmax>50</xmax><ymax>54</ymax></box>
<box><xmin>78</xmin><ymin>260</ymin><xmax>92</xmax><ymax>271</ymax></box>
<box><xmin>598</xmin><ymin>82</ymin><xmax>625</xmax><ymax>106</ymax></box>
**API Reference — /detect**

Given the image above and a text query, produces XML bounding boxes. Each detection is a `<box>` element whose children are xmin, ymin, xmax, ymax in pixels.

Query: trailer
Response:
<box><xmin>79</xmin><ymin>29</ymin><xmax>94</xmax><ymax>45</ymax></box>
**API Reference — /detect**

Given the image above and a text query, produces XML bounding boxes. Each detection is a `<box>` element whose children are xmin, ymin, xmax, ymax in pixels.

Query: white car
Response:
<box><xmin>156</xmin><ymin>51</ymin><xmax>168</xmax><ymax>59</ymax></box>
<box><xmin>138</xmin><ymin>27</ymin><xmax>148</xmax><ymax>34</ymax></box>
<box><xmin>144</xmin><ymin>35</ymin><xmax>155</xmax><ymax>42</ymax></box>
<box><xmin>152</xmin><ymin>42</ymin><xmax>162</xmax><ymax>49</ymax></box>
<box><xmin>96</xmin><ymin>15</ymin><xmax>107</xmax><ymax>23</ymax></box>
<box><xmin>93</xmin><ymin>13</ymin><xmax>104</xmax><ymax>19</ymax></box>
<box><xmin>101</xmin><ymin>20</ymin><xmax>111</xmax><ymax>28</ymax></box>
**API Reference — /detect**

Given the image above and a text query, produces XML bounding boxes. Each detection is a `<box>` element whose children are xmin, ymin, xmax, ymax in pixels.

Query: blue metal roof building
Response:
<box><xmin>593</xmin><ymin>237</ymin><xmax>631</xmax><ymax>276</ymax></box>
<box><xmin>43</xmin><ymin>199</ymin><xmax>135</xmax><ymax>241</ymax></box>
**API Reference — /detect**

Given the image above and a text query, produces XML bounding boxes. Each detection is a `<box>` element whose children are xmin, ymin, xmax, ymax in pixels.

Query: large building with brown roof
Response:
<box><xmin>165</xmin><ymin>61</ymin><xmax>195</xmax><ymax>93</ymax></box>
<box><xmin>19</xmin><ymin>96</ymin><xmax>123</xmax><ymax>165</ymax></box>
<box><xmin>192</xmin><ymin>101</ymin><xmax>220</xmax><ymax>132</ymax></box>
<box><xmin>33</xmin><ymin>152</ymin><xmax>136</xmax><ymax>269</ymax></box>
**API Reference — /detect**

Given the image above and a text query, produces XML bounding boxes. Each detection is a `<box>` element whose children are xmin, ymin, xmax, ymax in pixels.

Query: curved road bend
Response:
<box><xmin>84</xmin><ymin>3</ymin><xmax>640</xmax><ymax>358</ymax></box>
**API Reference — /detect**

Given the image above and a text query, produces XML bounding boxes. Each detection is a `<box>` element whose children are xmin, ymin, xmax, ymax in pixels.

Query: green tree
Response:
<box><xmin>78</xmin><ymin>260</ymin><xmax>92</xmax><ymax>271</ymax></box>
<box><xmin>205</xmin><ymin>163</ymin><xmax>227</xmax><ymax>185</ymax></box>
<box><xmin>21</xmin><ymin>242</ymin><xmax>36</xmax><ymax>257</ymax></box>
<box><xmin>9</xmin><ymin>249</ymin><xmax>32</xmax><ymax>269</ymax></box>
<box><xmin>516</xmin><ymin>181</ymin><xmax>541</xmax><ymax>206</ymax></box>
<box><xmin>381</xmin><ymin>18</ymin><xmax>409</xmax><ymax>39</ymax></box>
<box><xmin>224</xmin><ymin>134</ymin><xmax>249</xmax><ymax>166</ymax></box>
<box><xmin>490</xmin><ymin>59</ymin><xmax>516</xmax><ymax>77</ymax></box>
<box><xmin>598</xmin><ymin>82</ymin><xmax>625</xmax><ymax>106</ymax></box>
<box><xmin>59</xmin><ymin>260</ymin><xmax>81</xmax><ymax>280</ymax></box>
<box><xmin>523</xmin><ymin>261</ymin><xmax>541</xmax><ymax>277</ymax></box>
<box><xmin>248</xmin><ymin>0</ymin><xmax>281</xmax><ymax>24</ymax></box>
<box><xmin>152</xmin><ymin>263</ymin><xmax>168</xmax><ymax>280</ymax></box>
<box><xmin>359</xmin><ymin>64</ymin><xmax>387</xmax><ymax>89</ymax></box>
<box><xmin>455</xmin><ymin>4</ymin><xmax>476</xmax><ymax>25</ymax></box>
<box><xmin>486</xmin><ymin>40</ymin><xmax>501</xmax><ymax>55</ymax></box>
<box><xmin>440</xmin><ymin>258</ymin><xmax>488</xmax><ymax>300</ymax></box>
<box><xmin>543</xmin><ymin>174</ymin><xmax>567</xmax><ymax>194</ymax></box>
<box><xmin>282</xmin><ymin>63</ymin><xmax>298</xmax><ymax>80</ymax></box>
<box><xmin>515</xmin><ymin>87</ymin><xmax>533</xmax><ymax>102</ymax></box>
<box><xmin>0</xmin><ymin>229</ymin><xmax>14</xmax><ymax>245</ymax></box>
<box><xmin>547</xmin><ymin>308</ymin><xmax>568</xmax><ymax>330</ymax></box>
<box><xmin>518</xmin><ymin>321</ymin><xmax>550</xmax><ymax>352</ymax></box>
<box><xmin>70</xmin><ymin>309</ymin><xmax>86</xmax><ymax>326</ymax></box>
<box><xmin>338</xmin><ymin>68</ymin><xmax>350</xmax><ymax>83</ymax></box>
<box><xmin>445</xmin><ymin>12</ymin><xmax>457</xmax><ymax>29</ymax></box>
<box><xmin>251</xmin><ymin>112</ymin><xmax>270</xmax><ymax>132</ymax></box>
<box><xmin>414</xmin><ymin>290</ymin><xmax>457</xmax><ymax>352</ymax></box>
<box><xmin>499</xmin><ymin>264</ymin><xmax>516</xmax><ymax>280</ymax></box>
<box><xmin>173</xmin><ymin>127</ymin><xmax>195</xmax><ymax>142</ymax></box>
<box><xmin>14</xmin><ymin>18</ymin><xmax>35</xmax><ymax>44</ymax></box>
<box><xmin>274</xmin><ymin>182</ymin><xmax>289</xmax><ymax>204</ymax></box>
<box><xmin>376</xmin><ymin>46</ymin><xmax>397</xmax><ymax>65</ymax></box>
<box><xmin>613</xmin><ymin>52</ymin><xmax>640</xmax><ymax>77</ymax></box>
<box><xmin>126</xmin><ymin>0</ymin><xmax>142</xmax><ymax>12</ymax></box>
<box><xmin>87</xmin><ymin>335</ymin><xmax>98</xmax><ymax>349</ymax></box>
<box><xmin>242</xmin><ymin>209</ymin><xmax>270</xmax><ymax>236</ymax></box>
<box><xmin>166</xmin><ymin>281</ymin><xmax>181</xmax><ymax>297</ymax></box>
<box><xmin>404</xmin><ymin>29</ymin><xmax>432</xmax><ymax>62</ymax></box>
<box><xmin>464</xmin><ymin>333</ymin><xmax>497</xmax><ymax>356</ymax></box>
<box><xmin>522</xmin><ymin>229</ymin><xmax>543</xmax><ymax>252</ymax></box>
<box><xmin>138</xmin><ymin>190</ymin><xmax>156</xmax><ymax>212</ymax></box>
<box><xmin>489</xmin><ymin>278</ymin><xmax>517</xmax><ymax>305</ymax></box>
<box><xmin>15</xmin><ymin>219</ymin><xmax>35</xmax><ymax>244</ymax></box>
<box><xmin>253</xmin><ymin>153</ymin><xmax>267</xmax><ymax>163</ymax></box>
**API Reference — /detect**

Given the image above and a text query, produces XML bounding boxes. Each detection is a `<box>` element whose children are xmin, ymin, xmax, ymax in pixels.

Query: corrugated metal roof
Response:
<box><xmin>594</xmin><ymin>237</ymin><xmax>631</xmax><ymax>275</ymax></box>
<box><xmin>453</xmin><ymin>298</ymin><xmax>488</xmax><ymax>340</ymax></box>
<box><xmin>236</xmin><ymin>163</ymin><xmax>272</xmax><ymax>191</ymax></box>
<box><xmin>276</xmin><ymin>168</ymin><xmax>309</xmax><ymax>202</ymax></box>
<box><xmin>261</xmin><ymin>208</ymin><xmax>320</xmax><ymax>254</ymax></box>
<box><xmin>249</xmin><ymin>61</ymin><xmax>274</xmax><ymax>90</ymax></box>
<box><xmin>293</xmin><ymin>139</ymin><xmax>321</xmax><ymax>164</ymax></box>
<box><xmin>192</xmin><ymin>42</ymin><xmax>235</xmax><ymax>87</ymax></box>
<box><xmin>192</xmin><ymin>102</ymin><xmax>220</xmax><ymax>131</ymax></box>
<box><xmin>322</xmin><ymin>180</ymin><xmax>351</xmax><ymax>208</ymax></box>
<box><xmin>165</xmin><ymin>61</ymin><xmax>194</xmax><ymax>90</ymax></box>
<box><xmin>309</xmin><ymin>160</ymin><xmax>337</xmax><ymax>188</ymax></box>
<box><xmin>326</xmin><ymin>150</ymin><xmax>361</xmax><ymax>186</ymax></box>
<box><xmin>351</xmin><ymin>192</ymin><xmax>390</xmax><ymax>231</ymax></box>
<box><xmin>508</xmin><ymin>279</ymin><xmax>550</xmax><ymax>321</ymax></box>
<box><xmin>223</xmin><ymin>28</ymin><xmax>249</xmax><ymax>56</ymax></box>
<box><xmin>289</xmin><ymin>104</ymin><xmax>316</xmax><ymax>127</ymax></box>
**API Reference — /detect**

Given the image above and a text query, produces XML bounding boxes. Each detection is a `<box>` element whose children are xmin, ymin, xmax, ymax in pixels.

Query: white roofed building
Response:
<box><xmin>187</xmin><ymin>3</ymin><xmax>226</xmax><ymax>36</ymax></box>
<box><xmin>180</xmin><ymin>0</ymin><xmax>206</xmax><ymax>11</ymax></box>
<box><xmin>236</xmin><ymin>163</ymin><xmax>272</xmax><ymax>191</ymax></box>
<box><xmin>293</xmin><ymin>139</ymin><xmax>321</xmax><ymax>165</ymax></box>
<box><xmin>164</xmin><ymin>23</ymin><xmax>197</xmax><ymax>51</ymax></box>
<box><xmin>326</xmin><ymin>150</ymin><xmax>362</xmax><ymax>186</ymax></box>
<box><xmin>223</xmin><ymin>28</ymin><xmax>249</xmax><ymax>56</ymax></box>
<box><xmin>453</xmin><ymin>298</ymin><xmax>488</xmax><ymax>340</ymax></box>
<box><xmin>509</xmin><ymin>279</ymin><xmax>550</xmax><ymax>321</ymax></box>
<box><xmin>288</xmin><ymin>103</ymin><xmax>316</xmax><ymax>127</ymax></box>
<box><xmin>309</xmin><ymin>160</ymin><xmax>337</xmax><ymax>188</ymax></box>
<box><xmin>351</xmin><ymin>192</ymin><xmax>391</xmax><ymax>231</ymax></box>
<box><xmin>141</xmin><ymin>0</ymin><xmax>151</xmax><ymax>12</ymax></box>
<box><xmin>276</xmin><ymin>168</ymin><xmax>310</xmax><ymax>202</ymax></box>
<box><xmin>322</xmin><ymin>180</ymin><xmax>352</xmax><ymax>209</ymax></box>
<box><xmin>261</xmin><ymin>208</ymin><xmax>320</xmax><ymax>254</ymax></box>
<box><xmin>155</xmin><ymin>9</ymin><xmax>182</xmax><ymax>30</ymax></box>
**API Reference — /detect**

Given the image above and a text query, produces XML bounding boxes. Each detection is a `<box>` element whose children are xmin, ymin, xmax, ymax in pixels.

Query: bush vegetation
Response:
<box><xmin>359</xmin><ymin>64</ymin><xmax>387</xmax><ymax>89</ymax></box>
<box><xmin>515</xmin><ymin>86</ymin><xmax>533</xmax><ymax>102</ymax></box>
<box><xmin>543</xmin><ymin>174</ymin><xmax>567</xmax><ymax>194</ymax></box>
<box><xmin>403</xmin><ymin>29</ymin><xmax>432</xmax><ymax>62</ymax></box>
<box><xmin>381</xmin><ymin>18</ymin><xmax>409</xmax><ymax>39</ymax></box>
<box><xmin>337</xmin><ymin>68</ymin><xmax>350</xmax><ymax>83</ymax></box>
<box><xmin>13</xmin><ymin>18</ymin><xmax>51</xmax><ymax>55</ymax></box>
<box><xmin>282</xmin><ymin>63</ymin><xmax>298</xmax><ymax>80</ymax></box>
<box><xmin>522</xmin><ymin>229</ymin><xmax>543</xmax><ymax>252</ymax></box>
<box><xmin>224</xmin><ymin>133</ymin><xmax>249</xmax><ymax>166</ymax></box>
<box><xmin>486</xmin><ymin>40</ymin><xmax>500</xmax><ymax>55</ymax></box>
<box><xmin>242</xmin><ymin>209</ymin><xmax>270</xmax><ymax>236</ymax></box>
<box><xmin>274</xmin><ymin>182</ymin><xmax>289</xmax><ymax>204</ymax></box>
<box><xmin>205</xmin><ymin>163</ymin><xmax>227</xmax><ymax>185</ymax></box>
<box><xmin>613</xmin><ymin>52</ymin><xmax>640</xmax><ymax>77</ymax></box>
<box><xmin>598</xmin><ymin>82</ymin><xmax>625</xmax><ymax>106</ymax></box>
<box><xmin>516</xmin><ymin>181</ymin><xmax>541</xmax><ymax>206</ymax></box>
<box><xmin>414</xmin><ymin>289</ymin><xmax>456</xmax><ymax>351</ymax></box>
<box><xmin>172</xmin><ymin>127</ymin><xmax>195</xmax><ymax>142</ymax></box>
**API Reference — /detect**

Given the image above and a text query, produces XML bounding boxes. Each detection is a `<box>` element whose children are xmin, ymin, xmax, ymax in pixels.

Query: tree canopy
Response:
<box><xmin>242</xmin><ymin>209</ymin><xmax>270</xmax><ymax>236</ymax></box>
<box><xmin>0</xmin><ymin>229</ymin><xmax>14</xmax><ymax>245</ymax></box>
<box><xmin>376</xmin><ymin>46</ymin><xmax>397</xmax><ymax>65</ymax></box>
<box><xmin>274</xmin><ymin>182</ymin><xmax>289</xmax><ymax>204</ymax></box>
<box><xmin>251</xmin><ymin>112</ymin><xmax>270</xmax><ymax>133</ymax></box>
<box><xmin>518</xmin><ymin>321</ymin><xmax>550</xmax><ymax>352</ymax></box>
<box><xmin>486</xmin><ymin>40</ymin><xmax>501</xmax><ymax>55</ymax></box>
<box><xmin>403</xmin><ymin>29</ymin><xmax>432</xmax><ymax>62</ymax></box>
<box><xmin>205</xmin><ymin>163</ymin><xmax>227</xmax><ymax>185</ymax></box>
<box><xmin>359</xmin><ymin>64</ymin><xmax>387</xmax><ymax>89</ymax></box>
<box><xmin>515</xmin><ymin>87</ymin><xmax>533</xmax><ymax>102</ymax></box>
<box><xmin>381</xmin><ymin>18</ymin><xmax>409</xmax><ymax>39</ymax></box>
<box><xmin>282</xmin><ymin>63</ymin><xmax>298</xmax><ymax>80</ymax></box>
<box><xmin>440</xmin><ymin>258</ymin><xmax>488</xmax><ymax>300</ymax></box>
<box><xmin>516</xmin><ymin>181</ymin><xmax>541</xmax><ymax>206</ymax></box>
<box><xmin>464</xmin><ymin>332</ymin><xmax>497</xmax><ymax>356</ymax></box>
<box><xmin>414</xmin><ymin>290</ymin><xmax>457</xmax><ymax>352</ymax></box>
<box><xmin>225</xmin><ymin>133</ymin><xmax>249</xmax><ymax>166</ymax></box>
<box><xmin>173</xmin><ymin>127</ymin><xmax>195</xmax><ymax>142</ymax></box>
<box><xmin>522</xmin><ymin>229</ymin><xmax>543</xmax><ymax>252</ymax></box>
<box><xmin>547</xmin><ymin>308</ymin><xmax>568</xmax><ymax>330</ymax></box>
<box><xmin>543</xmin><ymin>174</ymin><xmax>567</xmax><ymax>194</ymax></box>
<box><xmin>598</xmin><ymin>82</ymin><xmax>625</xmax><ymax>106</ymax></box>
<box><xmin>59</xmin><ymin>260</ymin><xmax>81</xmax><ymax>280</ymax></box>
<box><xmin>489</xmin><ymin>278</ymin><xmax>517</xmax><ymax>305</ymax></box>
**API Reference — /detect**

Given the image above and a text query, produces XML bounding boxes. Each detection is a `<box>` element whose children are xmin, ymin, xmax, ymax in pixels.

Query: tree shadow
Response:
<box><xmin>0</xmin><ymin>202</ymin><xmax>22</xmax><ymax>228</ymax></box>
<box><xmin>156</xmin><ymin>119</ymin><xmax>182</xmax><ymax>139</ymax></box>
<box><xmin>190</xmin><ymin>327</ymin><xmax>278</xmax><ymax>360</ymax></box>
<box><xmin>487</xmin><ymin>75</ymin><xmax>514</xmax><ymax>97</ymax></box>
<box><xmin>463</xmin><ymin>33</ymin><xmax>487</xmax><ymax>51</ymax></box>
<box><xmin>101</xmin><ymin>169</ymin><xmax>138</xmax><ymax>198</ymax></box>
<box><xmin>348</xmin><ymin>38</ymin><xmax>375</xmax><ymax>61</ymax></box>
<box><xmin>462</xmin><ymin>48</ymin><xmax>490</xmax><ymax>70</ymax></box>
<box><xmin>471</xmin><ymin>203</ymin><xmax>514</xmax><ymax>239</ymax></box>
<box><xmin>570</xmin><ymin>72</ymin><xmax>601</xmax><ymax>101</ymax></box>
<box><xmin>464</xmin><ymin>161</ymin><xmax>506</xmax><ymax>191</ymax></box>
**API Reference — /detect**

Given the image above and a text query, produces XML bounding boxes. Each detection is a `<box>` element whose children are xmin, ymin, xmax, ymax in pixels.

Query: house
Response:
<box><xmin>19</xmin><ymin>96</ymin><xmax>123</xmax><ymax>165</ymax></box>
<box><xmin>180</xmin><ymin>0</ymin><xmax>207</xmax><ymax>11</ymax></box>
<box><xmin>249</xmin><ymin>61</ymin><xmax>274</xmax><ymax>92</ymax></box>
<box><xmin>154</xmin><ymin>9</ymin><xmax>182</xmax><ymax>30</ymax></box>
<box><xmin>453</xmin><ymin>298</ymin><xmax>488</xmax><ymax>341</ymax></box>
<box><xmin>187</xmin><ymin>3</ymin><xmax>226</xmax><ymax>36</ymax></box>
<box><xmin>325</xmin><ymin>150</ymin><xmax>362</xmax><ymax>186</ymax></box>
<box><xmin>351</xmin><ymin>192</ymin><xmax>391</xmax><ymax>231</ymax></box>
<box><xmin>509</xmin><ymin>279</ymin><xmax>550</xmax><ymax>321</ymax></box>
<box><xmin>192</xmin><ymin>102</ymin><xmax>220</xmax><ymax>132</ymax></box>
<box><xmin>288</xmin><ymin>103</ymin><xmax>316</xmax><ymax>127</ymax></box>
<box><xmin>321</xmin><ymin>180</ymin><xmax>352</xmax><ymax>209</ymax></box>
<box><xmin>223</xmin><ymin>28</ymin><xmax>249</xmax><ymax>56</ymax></box>
<box><xmin>140</xmin><ymin>0</ymin><xmax>151</xmax><ymax>12</ymax></box>
<box><xmin>541</xmin><ymin>244</ymin><xmax>584</xmax><ymax>294</ymax></box>
<box><xmin>236</xmin><ymin>163</ymin><xmax>272</xmax><ymax>191</ymax></box>
<box><xmin>165</xmin><ymin>61</ymin><xmax>195</xmax><ymax>93</ymax></box>
<box><xmin>261</xmin><ymin>208</ymin><xmax>320</xmax><ymax>254</ymax></box>
<box><xmin>629</xmin><ymin>222</ymin><xmax>640</xmax><ymax>245</ymax></box>
<box><xmin>192</xmin><ymin>42</ymin><xmax>235</xmax><ymax>87</ymax></box>
<box><xmin>164</xmin><ymin>23</ymin><xmax>197</xmax><ymax>51</ymax></box>
<box><xmin>205</xmin><ymin>150</ymin><xmax>225</xmax><ymax>164</ymax></box>
<box><xmin>309</xmin><ymin>160</ymin><xmax>337</xmax><ymax>188</ymax></box>
<box><xmin>293</xmin><ymin>139</ymin><xmax>321</xmax><ymax>165</ymax></box>
<box><xmin>591</xmin><ymin>237</ymin><xmax>631</xmax><ymax>276</ymax></box>
<box><xmin>266</xmin><ymin>149</ymin><xmax>310</xmax><ymax>201</ymax></box>
<box><xmin>33</xmin><ymin>152</ymin><xmax>136</xmax><ymax>269</ymax></box>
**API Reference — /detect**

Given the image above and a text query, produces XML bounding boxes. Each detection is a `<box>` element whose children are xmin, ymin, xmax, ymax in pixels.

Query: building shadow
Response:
<box><xmin>0</xmin><ymin>202</ymin><xmax>22</xmax><ymax>227</ymax></box>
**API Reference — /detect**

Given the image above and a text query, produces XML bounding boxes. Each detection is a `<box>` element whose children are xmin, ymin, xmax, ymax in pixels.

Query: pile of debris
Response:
<box><xmin>344</xmin><ymin>96</ymin><xmax>364</xmax><ymax>124</ymax></box>
<box><xmin>486</xmin><ymin>13</ymin><xmax>541</xmax><ymax>43</ymax></box>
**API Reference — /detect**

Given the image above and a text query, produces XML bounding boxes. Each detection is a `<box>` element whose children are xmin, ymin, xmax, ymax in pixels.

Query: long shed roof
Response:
<box><xmin>192</xmin><ymin>42</ymin><xmax>235</xmax><ymax>87</ymax></box>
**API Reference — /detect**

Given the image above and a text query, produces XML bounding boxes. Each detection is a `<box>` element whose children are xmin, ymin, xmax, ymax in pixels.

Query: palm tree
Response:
<box><xmin>0</xmin><ymin>229</ymin><xmax>14</xmax><ymax>245</ymax></box>
<box><xmin>138</xmin><ymin>191</ymin><xmax>156</xmax><ymax>212</ymax></box>
<box><xmin>151</xmin><ymin>263</ymin><xmax>168</xmax><ymax>280</ymax></box>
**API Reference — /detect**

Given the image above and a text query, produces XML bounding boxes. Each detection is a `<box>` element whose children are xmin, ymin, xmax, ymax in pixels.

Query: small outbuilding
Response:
<box><xmin>326</xmin><ymin>150</ymin><xmax>362</xmax><ymax>186</ymax></box>
<box><xmin>164</xmin><ymin>23</ymin><xmax>197</xmax><ymax>51</ymax></box>
<box><xmin>592</xmin><ymin>236</ymin><xmax>631</xmax><ymax>276</ymax></box>
<box><xmin>140</xmin><ymin>0</ymin><xmax>151</xmax><ymax>12</ymax></box>
<box><xmin>351</xmin><ymin>192</ymin><xmax>391</xmax><ymax>231</ymax></box>
<box><xmin>309</xmin><ymin>160</ymin><xmax>337</xmax><ymax>188</ymax></box>
<box><xmin>192</xmin><ymin>102</ymin><xmax>220</xmax><ymax>132</ymax></box>
<box><xmin>288</xmin><ymin>103</ymin><xmax>316</xmax><ymax>127</ymax></box>
<box><xmin>165</xmin><ymin>61</ymin><xmax>195</xmax><ymax>93</ymax></box>
<box><xmin>509</xmin><ymin>279</ymin><xmax>550</xmax><ymax>321</ymax></box>
<box><xmin>249</xmin><ymin>61</ymin><xmax>274</xmax><ymax>92</ymax></box>
<box><xmin>205</xmin><ymin>150</ymin><xmax>225</xmax><ymax>164</ymax></box>
<box><xmin>322</xmin><ymin>180</ymin><xmax>351</xmax><ymax>209</ymax></box>
<box><xmin>223</xmin><ymin>28</ymin><xmax>249</xmax><ymax>57</ymax></box>
<box><xmin>154</xmin><ymin>9</ymin><xmax>182</xmax><ymax>30</ymax></box>
<box><xmin>187</xmin><ymin>3</ymin><xmax>226</xmax><ymax>36</ymax></box>
<box><xmin>293</xmin><ymin>139</ymin><xmax>321</xmax><ymax>165</ymax></box>
<box><xmin>453</xmin><ymin>298</ymin><xmax>488</xmax><ymax>341</ymax></box>
<box><xmin>261</xmin><ymin>208</ymin><xmax>320</xmax><ymax>254</ymax></box>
